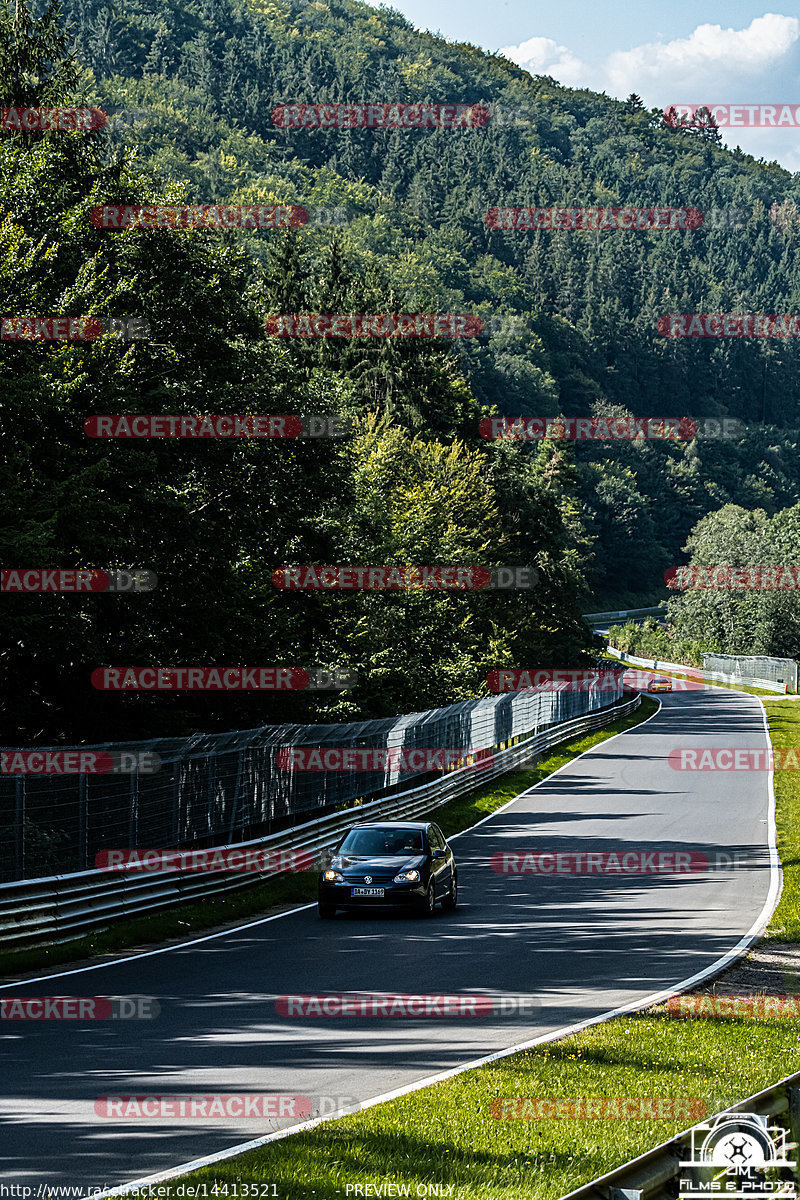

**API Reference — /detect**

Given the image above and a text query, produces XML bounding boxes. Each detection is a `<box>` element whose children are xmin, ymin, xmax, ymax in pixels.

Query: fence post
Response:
<box><xmin>14</xmin><ymin>778</ymin><xmax>24</xmax><ymax>879</ymax></box>
<box><xmin>78</xmin><ymin>774</ymin><xmax>88</xmax><ymax>870</ymax></box>
<box><xmin>173</xmin><ymin>758</ymin><xmax>181</xmax><ymax>846</ymax></box>
<box><xmin>129</xmin><ymin>769</ymin><xmax>138</xmax><ymax>848</ymax></box>
<box><xmin>228</xmin><ymin>747</ymin><xmax>244</xmax><ymax>843</ymax></box>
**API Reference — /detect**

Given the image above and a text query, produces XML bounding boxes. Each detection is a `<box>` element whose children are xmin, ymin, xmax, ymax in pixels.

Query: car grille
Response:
<box><xmin>345</xmin><ymin>873</ymin><xmax>395</xmax><ymax>884</ymax></box>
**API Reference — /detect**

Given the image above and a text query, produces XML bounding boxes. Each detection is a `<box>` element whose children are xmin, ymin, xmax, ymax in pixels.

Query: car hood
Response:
<box><xmin>336</xmin><ymin>854</ymin><xmax>426</xmax><ymax>872</ymax></box>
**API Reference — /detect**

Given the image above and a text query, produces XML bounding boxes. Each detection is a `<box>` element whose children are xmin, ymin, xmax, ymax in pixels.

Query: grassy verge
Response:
<box><xmin>764</xmin><ymin>699</ymin><xmax>800</xmax><ymax>940</ymax></box>
<box><xmin>149</xmin><ymin>693</ymin><xmax>800</xmax><ymax>1200</ymax></box>
<box><xmin>0</xmin><ymin>696</ymin><xmax>654</xmax><ymax>980</ymax></box>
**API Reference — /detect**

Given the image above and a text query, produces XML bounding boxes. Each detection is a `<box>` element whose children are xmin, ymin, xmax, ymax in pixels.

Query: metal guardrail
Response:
<box><xmin>558</xmin><ymin>1068</ymin><xmax>800</xmax><ymax>1200</ymax></box>
<box><xmin>0</xmin><ymin>695</ymin><xmax>640</xmax><ymax>949</ymax></box>
<box><xmin>750</xmin><ymin>678</ymin><xmax>789</xmax><ymax>693</ymax></box>
<box><xmin>583</xmin><ymin>607</ymin><xmax>667</xmax><ymax>622</ymax></box>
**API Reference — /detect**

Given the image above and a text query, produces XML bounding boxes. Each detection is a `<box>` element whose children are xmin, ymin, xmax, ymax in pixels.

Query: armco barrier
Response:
<box><xmin>558</xmin><ymin>1067</ymin><xmax>800</xmax><ymax>1200</ymax></box>
<box><xmin>0</xmin><ymin>694</ymin><xmax>640</xmax><ymax>948</ymax></box>
<box><xmin>582</xmin><ymin>607</ymin><xmax>666</xmax><ymax>623</ymax></box>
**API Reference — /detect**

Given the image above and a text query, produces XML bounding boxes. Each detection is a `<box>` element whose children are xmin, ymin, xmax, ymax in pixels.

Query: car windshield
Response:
<box><xmin>338</xmin><ymin>828</ymin><xmax>425</xmax><ymax>857</ymax></box>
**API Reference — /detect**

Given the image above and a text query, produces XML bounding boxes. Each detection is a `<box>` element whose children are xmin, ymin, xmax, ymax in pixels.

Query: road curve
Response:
<box><xmin>0</xmin><ymin>689</ymin><xmax>779</xmax><ymax>1191</ymax></box>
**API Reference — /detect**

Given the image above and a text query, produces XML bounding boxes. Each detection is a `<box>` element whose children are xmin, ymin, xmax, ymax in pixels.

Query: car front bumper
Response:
<box><xmin>318</xmin><ymin>880</ymin><xmax>429</xmax><ymax>908</ymax></box>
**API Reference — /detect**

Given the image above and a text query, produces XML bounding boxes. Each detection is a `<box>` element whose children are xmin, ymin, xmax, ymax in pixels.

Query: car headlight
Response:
<box><xmin>393</xmin><ymin>869</ymin><xmax>420</xmax><ymax>883</ymax></box>
<box><xmin>323</xmin><ymin>870</ymin><xmax>344</xmax><ymax>882</ymax></box>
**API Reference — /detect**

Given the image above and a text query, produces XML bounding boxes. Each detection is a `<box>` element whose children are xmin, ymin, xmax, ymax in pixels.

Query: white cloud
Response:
<box><xmin>605</xmin><ymin>13</ymin><xmax>800</xmax><ymax>94</ymax></box>
<box><xmin>498</xmin><ymin>14</ymin><xmax>800</xmax><ymax>167</ymax></box>
<box><xmin>498</xmin><ymin>36</ymin><xmax>586</xmax><ymax>87</ymax></box>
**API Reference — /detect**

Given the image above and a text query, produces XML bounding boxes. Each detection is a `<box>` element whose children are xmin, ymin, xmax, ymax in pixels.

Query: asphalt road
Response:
<box><xmin>0</xmin><ymin>688</ymin><xmax>778</xmax><ymax>1191</ymax></box>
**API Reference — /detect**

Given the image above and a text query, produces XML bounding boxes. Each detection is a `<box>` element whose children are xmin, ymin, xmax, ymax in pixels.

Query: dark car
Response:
<box><xmin>317</xmin><ymin>820</ymin><xmax>457</xmax><ymax>918</ymax></box>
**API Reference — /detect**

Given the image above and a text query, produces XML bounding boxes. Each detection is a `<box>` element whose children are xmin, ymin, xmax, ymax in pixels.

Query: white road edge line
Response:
<box><xmin>95</xmin><ymin>691</ymin><xmax>782</xmax><ymax>1196</ymax></box>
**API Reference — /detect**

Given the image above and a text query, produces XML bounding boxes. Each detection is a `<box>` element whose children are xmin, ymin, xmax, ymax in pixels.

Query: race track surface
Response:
<box><xmin>0</xmin><ymin>690</ymin><xmax>778</xmax><ymax>1191</ymax></box>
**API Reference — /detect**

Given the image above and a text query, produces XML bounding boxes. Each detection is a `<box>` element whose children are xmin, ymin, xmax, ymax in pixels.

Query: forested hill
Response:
<box><xmin>3</xmin><ymin>0</ymin><xmax>800</xmax><ymax>741</ymax></box>
<box><xmin>54</xmin><ymin>0</ymin><xmax>800</xmax><ymax>595</ymax></box>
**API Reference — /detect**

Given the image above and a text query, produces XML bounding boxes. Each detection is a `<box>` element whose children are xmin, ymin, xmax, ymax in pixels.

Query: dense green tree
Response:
<box><xmin>1</xmin><ymin>0</ymin><xmax>597</xmax><ymax>742</ymax></box>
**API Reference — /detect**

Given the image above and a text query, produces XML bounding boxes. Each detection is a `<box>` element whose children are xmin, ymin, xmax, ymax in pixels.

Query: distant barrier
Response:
<box><xmin>582</xmin><ymin>606</ymin><xmax>666</xmax><ymax>623</ymax></box>
<box><xmin>607</xmin><ymin>646</ymin><xmax>788</xmax><ymax>693</ymax></box>
<box><xmin>703</xmin><ymin>652</ymin><xmax>797</xmax><ymax>693</ymax></box>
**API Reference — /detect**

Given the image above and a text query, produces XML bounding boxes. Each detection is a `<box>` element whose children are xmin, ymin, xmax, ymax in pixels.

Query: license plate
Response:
<box><xmin>351</xmin><ymin>886</ymin><xmax>384</xmax><ymax>897</ymax></box>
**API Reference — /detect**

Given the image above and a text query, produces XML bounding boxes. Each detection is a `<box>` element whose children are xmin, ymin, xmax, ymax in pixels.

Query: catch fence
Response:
<box><xmin>702</xmin><ymin>653</ymin><xmax>797</xmax><ymax>692</ymax></box>
<box><xmin>0</xmin><ymin>679</ymin><xmax>622</xmax><ymax>883</ymax></box>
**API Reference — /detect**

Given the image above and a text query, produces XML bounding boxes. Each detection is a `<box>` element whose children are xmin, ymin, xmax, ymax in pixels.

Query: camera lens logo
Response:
<box><xmin>680</xmin><ymin>1112</ymin><xmax>796</xmax><ymax>1198</ymax></box>
<box><xmin>712</xmin><ymin>1130</ymin><xmax>764</xmax><ymax>1167</ymax></box>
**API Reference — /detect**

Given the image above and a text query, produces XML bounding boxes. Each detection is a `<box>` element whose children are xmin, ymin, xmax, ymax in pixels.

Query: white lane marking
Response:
<box><xmin>0</xmin><ymin>697</ymin><xmax>661</xmax><ymax>989</ymax></box>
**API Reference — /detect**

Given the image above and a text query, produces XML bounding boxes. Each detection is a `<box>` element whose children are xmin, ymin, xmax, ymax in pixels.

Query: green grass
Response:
<box><xmin>0</xmin><ymin>696</ymin><xmax>654</xmax><ymax>980</ymax></box>
<box><xmin>144</xmin><ymin>691</ymin><xmax>800</xmax><ymax>1200</ymax></box>
<box><xmin>765</xmin><ymin>699</ymin><xmax>800</xmax><ymax>941</ymax></box>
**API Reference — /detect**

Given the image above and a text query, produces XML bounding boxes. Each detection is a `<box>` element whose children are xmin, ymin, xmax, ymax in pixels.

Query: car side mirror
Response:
<box><xmin>432</xmin><ymin>848</ymin><xmax>445</xmax><ymax>860</ymax></box>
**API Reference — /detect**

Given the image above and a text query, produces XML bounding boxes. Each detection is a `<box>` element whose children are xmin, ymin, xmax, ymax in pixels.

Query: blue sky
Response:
<box><xmin>371</xmin><ymin>0</ymin><xmax>800</xmax><ymax>171</ymax></box>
